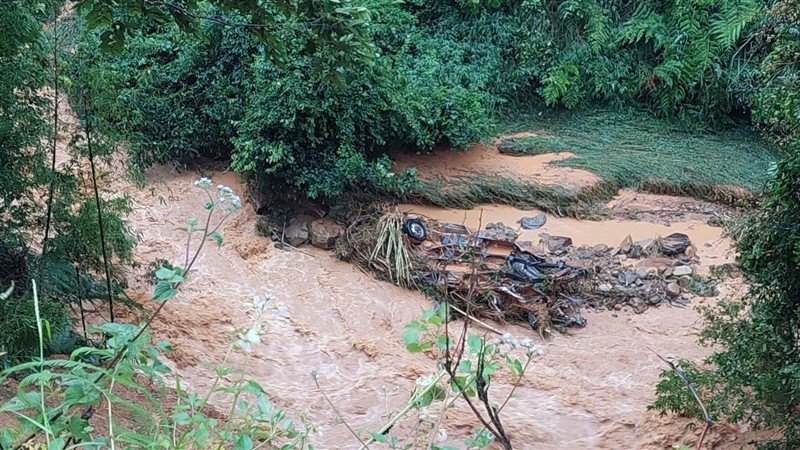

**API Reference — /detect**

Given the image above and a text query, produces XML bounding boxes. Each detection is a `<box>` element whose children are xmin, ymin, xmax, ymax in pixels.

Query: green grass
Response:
<box><xmin>496</xmin><ymin>109</ymin><xmax>776</xmax><ymax>194</ymax></box>
<box><xmin>415</xmin><ymin>177</ymin><xmax>618</xmax><ymax>218</ymax></box>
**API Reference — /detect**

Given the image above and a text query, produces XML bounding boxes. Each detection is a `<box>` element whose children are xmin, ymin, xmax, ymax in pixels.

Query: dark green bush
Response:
<box><xmin>652</xmin><ymin>2</ymin><xmax>800</xmax><ymax>447</ymax></box>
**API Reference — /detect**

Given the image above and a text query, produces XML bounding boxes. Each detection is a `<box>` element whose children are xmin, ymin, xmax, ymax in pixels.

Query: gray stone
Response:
<box><xmin>542</xmin><ymin>235</ymin><xmax>573</xmax><ymax>253</ymax></box>
<box><xmin>635</xmin><ymin>268</ymin><xmax>650</xmax><ymax>279</ymax></box>
<box><xmin>598</xmin><ymin>283</ymin><xmax>613</xmax><ymax>293</ymax></box>
<box><xmin>672</xmin><ymin>265</ymin><xmax>693</xmax><ymax>276</ymax></box>
<box><xmin>480</xmin><ymin>222</ymin><xmax>520</xmax><ymax>242</ymax></box>
<box><xmin>283</xmin><ymin>215</ymin><xmax>313</xmax><ymax>247</ymax></box>
<box><xmin>678</xmin><ymin>275</ymin><xmax>692</xmax><ymax>287</ymax></box>
<box><xmin>620</xmin><ymin>235</ymin><xmax>633</xmax><ymax>253</ymax></box>
<box><xmin>666</xmin><ymin>282</ymin><xmax>681</xmax><ymax>297</ymax></box>
<box><xmin>255</xmin><ymin>215</ymin><xmax>272</xmax><ymax>237</ymax></box>
<box><xmin>661</xmin><ymin>233</ymin><xmax>692</xmax><ymax>256</ymax></box>
<box><xmin>619</xmin><ymin>270</ymin><xmax>639</xmax><ymax>286</ymax></box>
<box><xmin>309</xmin><ymin>218</ymin><xmax>344</xmax><ymax>249</ymax></box>
<box><xmin>519</xmin><ymin>213</ymin><xmax>547</xmax><ymax>230</ymax></box>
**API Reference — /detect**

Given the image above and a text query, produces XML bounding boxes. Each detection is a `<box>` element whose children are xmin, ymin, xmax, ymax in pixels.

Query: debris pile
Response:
<box><xmin>562</xmin><ymin>232</ymin><xmax>706</xmax><ymax>314</ymax></box>
<box><xmin>336</xmin><ymin>210</ymin><xmax>712</xmax><ymax>333</ymax></box>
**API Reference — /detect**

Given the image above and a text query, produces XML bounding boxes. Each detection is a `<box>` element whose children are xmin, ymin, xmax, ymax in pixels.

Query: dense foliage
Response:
<box><xmin>652</xmin><ymin>1</ymin><xmax>800</xmax><ymax>447</ymax></box>
<box><xmin>67</xmin><ymin>0</ymin><xmax>777</xmax><ymax>200</ymax></box>
<box><xmin>0</xmin><ymin>3</ymin><xmax>135</xmax><ymax>363</ymax></box>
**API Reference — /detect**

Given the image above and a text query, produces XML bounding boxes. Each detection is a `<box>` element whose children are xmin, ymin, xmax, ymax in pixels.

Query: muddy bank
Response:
<box><xmin>392</xmin><ymin>139</ymin><xmax>600</xmax><ymax>190</ymax></box>
<box><xmin>115</xmin><ymin>167</ymin><xmax>748</xmax><ymax>448</ymax></box>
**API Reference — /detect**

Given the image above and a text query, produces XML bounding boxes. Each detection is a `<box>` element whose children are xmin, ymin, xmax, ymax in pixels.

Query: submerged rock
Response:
<box><xmin>310</xmin><ymin>218</ymin><xmax>344</xmax><ymax>249</ymax></box>
<box><xmin>284</xmin><ymin>215</ymin><xmax>313</xmax><ymax>247</ymax></box>
<box><xmin>520</xmin><ymin>213</ymin><xmax>547</xmax><ymax>230</ymax></box>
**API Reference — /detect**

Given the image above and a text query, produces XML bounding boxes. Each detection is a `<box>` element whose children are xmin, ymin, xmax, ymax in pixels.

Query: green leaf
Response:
<box><xmin>402</xmin><ymin>321</ymin><xmax>428</xmax><ymax>352</ymax></box>
<box><xmin>153</xmin><ymin>281</ymin><xmax>177</xmax><ymax>302</ymax></box>
<box><xmin>507</xmin><ymin>357</ymin><xmax>524</xmax><ymax>377</ymax></box>
<box><xmin>369</xmin><ymin>432</ymin><xmax>388</xmax><ymax>443</ymax></box>
<box><xmin>467</xmin><ymin>334</ymin><xmax>484</xmax><ymax>356</ymax></box>
<box><xmin>155</xmin><ymin>268</ymin><xmax>176</xmax><ymax>280</ymax></box>
<box><xmin>234</xmin><ymin>435</ymin><xmax>254</xmax><ymax>450</ymax></box>
<box><xmin>209</xmin><ymin>231</ymin><xmax>223</xmax><ymax>247</ymax></box>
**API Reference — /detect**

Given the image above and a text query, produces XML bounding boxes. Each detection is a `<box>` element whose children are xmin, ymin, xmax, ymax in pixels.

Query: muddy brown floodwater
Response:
<box><xmin>109</xmin><ymin>165</ymin><xmax>759</xmax><ymax>449</ymax></box>
<box><xmin>1</xmin><ymin>94</ymin><xmax>761</xmax><ymax>448</ymax></box>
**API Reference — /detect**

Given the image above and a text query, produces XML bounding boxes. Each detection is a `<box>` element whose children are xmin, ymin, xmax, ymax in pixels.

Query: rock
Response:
<box><xmin>635</xmin><ymin>268</ymin><xmax>650</xmax><ymax>279</ymax></box>
<box><xmin>283</xmin><ymin>215</ymin><xmax>313</xmax><ymax>246</ymax></box>
<box><xmin>631</xmin><ymin>238</ymin><xmax>655</xmax><ymax>258</ymax></box>
<box><xmin>542</xmin><ymin>235</ymin><xmax>573</xmax><ymax>253</ymax></box>
<box><xmin>618</xmin><ymin>270</ymin><xmax>638</xmax><ymax>286</ymax></box>
<box><xmin>598</xmin><ymin>283</ymin><xmax>613</xmax><ymax>293</ymax></box>
<box><xmin>661</xmin><ymin>233</ymin><xmax>692</xmax><ymax>256</ymax></box>
<box><xmin>678</xmin><ymin>275</ymin><xmax>692</xmax><ymax>287</ymax></box>
<box><xmin>592</xmin><ymin>243</ymin><xmax>610</xmax><ymax>255</ymax></box>
<box><xmin>672</xmin><ymin>265</ymin><xmax>693</xmax><ymax>276</ymax></box>
<box><xmin>636</xmin><ymin>257</ymin><xmax>673</xmax><ymax>274</ymax></box>
<box><xmin>662</xmin><ymin>267</ymin><xmax>672</xmax><ymax>277</ymax></box>
<box><xmin>646</xmin><ymin>295</ymin><xmax>662</xmax><ymax>305</ymax></box>
<box><xmin>620</xmin><ymin>235</ymin><xmax>633</xmax><ymax>253</ymax></box>
<box><xmin>480</xmin><ymin>222</ymin><xmax>520</xmax><ymax>242</ymax></box>
<box><xmin>519</xmin><ymin>213</ymin><xmax>547</xmax><ymax>230</ymax></box>
<box><xmin>309</xmin><ymin>218</ymin><xmax>344</xmax><ymax>249</ymax></box>
<box><xmin>613</xmin><ymin>303</ymin><xmax>623</xmax><ymax>311</ymax></box>
<box><xmin>618</xmin><ymin>254</ymin><xmax>627</xmax><ymax>263</ymax></box>
<box><xmin>255</xmin><ymin>215</ymin><xmax>272</xmax><ymax>237</ymax></box>
<box><xmin>666</xmin><ymin>282</ymin><xmax>681</xmax><ymax>297</ymax></box>
<box><xmin>685</xmin><ymin>245</ymin><xmax>697</xmax><ymax>259</ymax></box>
<box><xmin>681</xmin><ymin>293</ymin><xmax>692</xmax><ymax>301</ymax></box>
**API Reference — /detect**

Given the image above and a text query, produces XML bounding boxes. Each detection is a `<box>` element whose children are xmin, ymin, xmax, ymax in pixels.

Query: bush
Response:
<box><xmin>652</xmin><ymin>2</ymin><xmax>800</xmax><ymax>447</ymax></box>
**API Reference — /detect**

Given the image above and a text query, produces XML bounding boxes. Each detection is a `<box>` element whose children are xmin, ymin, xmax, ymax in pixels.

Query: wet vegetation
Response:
<box><xmin>1</xmin><ymin>0</ymin><xmax>800</xmax><ymax>447</ymax></box>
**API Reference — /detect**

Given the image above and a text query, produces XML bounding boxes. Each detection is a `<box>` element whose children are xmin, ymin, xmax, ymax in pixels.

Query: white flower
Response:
<box><xmin>194</xmin><ymin>177</ymin><xmax>212</xmax><ymax>188</ymax></box>
<box><xmin>415</xmin><ymin>375</ymin><xmax>433</xmax><ymax>388</ymax></box>
<box><xmin>418</xmin><ymin>406</ymin><xmax>430</xmax><ymax>421</ymax></box>
<box><xmin>236</xmin><ymin>327</ymin><xmax>262</xmax><ymax>353</ymax></box>
<box><xmin>436</xmin><ymin>427</ymin><xmax>447</xmax><ymax>443</ymax></box>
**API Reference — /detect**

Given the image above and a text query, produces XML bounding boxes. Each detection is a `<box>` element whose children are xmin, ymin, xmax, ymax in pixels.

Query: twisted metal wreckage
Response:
<box><xmin>401</xmin><ymin>217</ymin><xmax>590</xmax><ymax>332</ymax></box>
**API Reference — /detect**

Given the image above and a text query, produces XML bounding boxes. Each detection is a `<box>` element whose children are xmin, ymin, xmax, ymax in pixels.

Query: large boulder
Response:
<box><xmin>660</xmin><ymin>233</ymin><xmax>692</xmax><ymax>256</ymax></box>
<box><xmin>309</xmin><ymin>218</ymin><xmax>345</xmax><ymax>249</ymax></box>
<box><xmin>284</xmin><ymin>217</ymin><xmax>311</xmax><ymax>247</ymax></box>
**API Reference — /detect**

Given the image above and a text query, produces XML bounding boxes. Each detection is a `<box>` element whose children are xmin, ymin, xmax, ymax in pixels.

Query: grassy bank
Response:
<box><xmin>497</xmin><ymin>109</ymin><xmax>775</xmax><ymax>194</ymax></box>
<box><xmin>404</xmin><ymin>109</ymin><xmax>774</xmax><ymax>216</ymax></box>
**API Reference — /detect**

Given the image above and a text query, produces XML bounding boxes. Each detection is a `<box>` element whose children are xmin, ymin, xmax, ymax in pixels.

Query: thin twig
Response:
<box><xmin>312</xmin><ymin>373</ymin><xmax>368</xmax><ymax>448</ymax></box>
<box><xmin>647</xmin><ymin>347</ymin><xmax>713</xmax><ymax>450</ymax></box>
<box><xmin>82</xmin><ymin>92</ymin><xmax>115</xmax><ymax>323</ymax></box>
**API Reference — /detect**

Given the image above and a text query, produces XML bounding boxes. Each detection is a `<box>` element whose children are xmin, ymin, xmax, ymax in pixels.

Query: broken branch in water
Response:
<box><xmin>648</xmin><ymin>347</ymin><xmax>713</xmax><ymax>450</ymax></box>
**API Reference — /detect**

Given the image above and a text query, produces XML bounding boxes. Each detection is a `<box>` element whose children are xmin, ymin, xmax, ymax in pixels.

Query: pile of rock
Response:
<box><xmin>256</xmin><ymin>215</ymin><xmax>345</xmax><ymax>250</ymax></box>
<box><xmin>543</xmin><ymin>232</ymin><xmax>707</xmax><ymax>313</ymax></box>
